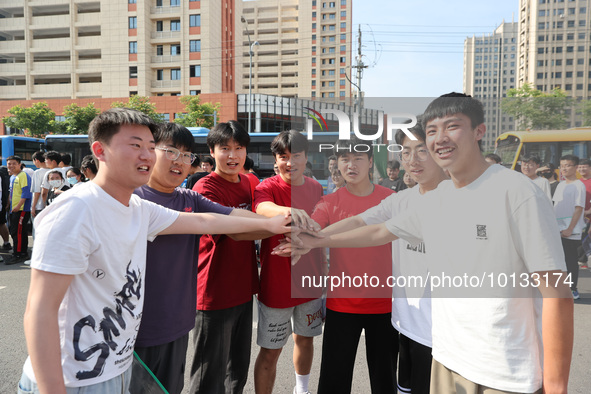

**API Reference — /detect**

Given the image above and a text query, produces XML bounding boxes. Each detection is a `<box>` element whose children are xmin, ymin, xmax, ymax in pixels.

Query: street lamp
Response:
<box><xmin>241</xmin><ymin>16</ymin><xmax>259</xmax><ymax>133</ymax></box>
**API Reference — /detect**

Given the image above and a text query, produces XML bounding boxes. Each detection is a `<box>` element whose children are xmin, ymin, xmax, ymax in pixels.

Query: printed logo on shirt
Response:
<box><xmin>93</xmin><ymin>269</ymin><xmax>106</xmax><ymax>280</ymax></box>
<box><xmin>476</xmin><ymin>225</ymin><xmax>488</xmax><ymax>240</ymax></box>
<box><xmin>184</xmin><ymin>207</ymin><xmax>193</xmax><ymax>212</ymax></box>
<box><xmin>306</xmin><ymin>308</ymin><xmax>323</xmax><ymax>326</ymax></box>
<box><xmin>406</xmin><ymin>242</ymin><xmax>426</xmax><ymax>254</ymax></box>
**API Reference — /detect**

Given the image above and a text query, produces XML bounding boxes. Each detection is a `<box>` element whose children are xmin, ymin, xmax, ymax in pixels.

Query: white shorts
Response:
<box><xmin>256</xmin><ymin>298</ymin><xmax>323</xmax><ymax>349</ymax></box>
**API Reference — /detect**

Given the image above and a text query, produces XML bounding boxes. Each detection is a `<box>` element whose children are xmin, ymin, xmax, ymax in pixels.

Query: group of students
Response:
<box><xmin>17</xmin><ymin>93</ymin><xmax>574</xmax><ymax>394</ymax></box>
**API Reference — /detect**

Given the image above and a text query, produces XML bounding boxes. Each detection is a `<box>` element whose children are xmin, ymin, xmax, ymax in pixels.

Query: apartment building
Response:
<box><xmin>464</xmin><ymin>21</ymin><xmax>518</xmax><ymax>151</ymax></box>
<box><xmin>518</xmin><ymin>0</ymin><xmax>591</xmax><ymax>126</ymax></box>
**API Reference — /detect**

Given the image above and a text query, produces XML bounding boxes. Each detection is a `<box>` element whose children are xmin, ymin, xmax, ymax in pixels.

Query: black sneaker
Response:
<box><xmin>2</xmin><ymin>242</ymin><xmax>12</xmax><ymax>251</ymax></box>
<box><xmin>5</xmin><ymin>254</ymin><xmax>26</xmax><ymax>265</ymax></box>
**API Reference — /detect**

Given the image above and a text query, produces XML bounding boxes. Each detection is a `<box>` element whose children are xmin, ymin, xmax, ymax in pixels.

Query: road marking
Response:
<box><xmin>0</xmin><ymin>286</ymin><xmax>6</xmax><ymax>290</ymax></box>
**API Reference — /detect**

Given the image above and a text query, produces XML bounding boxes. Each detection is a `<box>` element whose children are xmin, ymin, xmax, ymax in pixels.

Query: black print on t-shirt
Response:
<box><xmin>406</xmin><ymin>242</ymin><xmax>426</xmax><ymax>254</ymax></box>
<box><xmin>73</xmin><ymin>261</ymin><xmax>142</xmax><ymax>380</ymax></box>
<box><xmin>476</xmin><ymin>225</ymin><xmax>488</xmax><ymax>240</ymax></box>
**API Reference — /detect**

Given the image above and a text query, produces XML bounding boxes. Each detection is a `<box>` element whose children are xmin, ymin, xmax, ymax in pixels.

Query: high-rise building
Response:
<box><xmin>464</xmin><ymin>21</ymin><xmax>518</xmax><ymax>151</ymax></box>
<box><xmin>518</xmin><ymin>0</ymin><xmax>591</xmax><ymax>126</ymax></box>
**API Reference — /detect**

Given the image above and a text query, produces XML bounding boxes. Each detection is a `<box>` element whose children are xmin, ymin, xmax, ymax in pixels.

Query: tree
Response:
<box><xmin>111</xmin><ymin>95</ymin><xmax>164</xmax><ymax>123</ymax></box>
<box><xmin>578</xmin><ymin>101</ymin><xmax>591</xmax><ymax>126</ymax></box>
<box><xmin>2</xmin><ymin>102</ymin><xmax>58</xmax><ymax>137</ymax></box>
<box><xmin>174</xmin><ymin>95</ymin><xmax>220</xmax><ymax>129</ymax></box>
<box><xmin>501</xmin><ymin>83</ymin><xmax>571</xmax><ymax>130</ymax></box>
<box><xmin>63</xmin><ymin>103</ymin><xmax>100</xmax><ymax>134</ymax></box>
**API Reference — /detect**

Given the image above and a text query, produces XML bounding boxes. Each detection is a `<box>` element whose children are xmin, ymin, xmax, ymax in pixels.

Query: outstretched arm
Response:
<box><xmin>256</xmin><ymin>201</ymin><xmax>321</xmax><ymax>232</ymax></box>
<box><xmin>159</xmin><ymin>211</ymin><xmax>290</xmax><ymax>236</ymax></box>
<box><xmin>226</xmin><ymin>209</ymin><xmax>283</xmax><ymax>241</ymax></box>
<box><xmin>24</xmin><ymin>269</ymin><xmax>74</xmax><ymax>394</ymax></box>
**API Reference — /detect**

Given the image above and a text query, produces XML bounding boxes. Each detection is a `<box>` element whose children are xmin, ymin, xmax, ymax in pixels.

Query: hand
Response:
<box><xmin>268</xmin><ymin>214</ymin><xmax>291</xmax><ymax>235</ymax></box>
<box><xmin>272</xmin><ymin>239</ymin><xmax>312</xmax><ymax>265</ymax></box>
<box><xmin>560</xmin><ymin>229</ymin><xmax>573</xmax><ymax>238</ymax></box>
<box><xmin>290</xmin><ymin>208</ymin><xmax>321</xmax><ymax>233</ymax></box>
<box><xmin>31</xmin><ymin>210</ymin><xmax>36</xmax><ymax>218</ymax></box>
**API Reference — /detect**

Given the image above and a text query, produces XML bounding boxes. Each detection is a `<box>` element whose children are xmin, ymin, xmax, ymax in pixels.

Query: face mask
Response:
<box><xmin>49</xmin><ymin>180</ymin><xmax>62</xmax><ymax>188</ymax></box>
<box><xmin>67</xmin><ymin>177</ymin><xmax>78</xmax><ymax>185</ymax></box>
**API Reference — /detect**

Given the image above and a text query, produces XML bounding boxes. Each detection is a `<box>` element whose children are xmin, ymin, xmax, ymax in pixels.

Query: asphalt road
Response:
<box><xmin>1</xmin><ymin>241</ymin><xmax>590</xmax><ymax>393</ymax></box>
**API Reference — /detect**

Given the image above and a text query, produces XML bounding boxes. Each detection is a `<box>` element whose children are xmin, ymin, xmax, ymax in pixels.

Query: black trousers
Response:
<box><xmin>9</xmin><ymin>210</ymin><xmax>29</xmax><ymax>257</ymax></box>
<box><xmin>317</xmin><ymin>309</ymin><xmax>398</xmax><ymax>394</ymax></box>
<box><xmin>398</xmin><ymin>333</ymin><xmax>432</xmax><ymax>394</ymax></box>
<box><xmin>132</xmin><ymin>333</ymin><xmax>190</xmax><ymax>394</ymax></box>
<box><xmin>562</xmin><ymin>237</ymin><xmax>581</xmax><ymax>291</ymax></box>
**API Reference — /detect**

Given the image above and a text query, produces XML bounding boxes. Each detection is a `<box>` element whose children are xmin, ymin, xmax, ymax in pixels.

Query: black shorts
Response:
<box><xmin>0</xmin><ymin>207</ymin><xmax>7</xmax><ymax>225</ymax></box>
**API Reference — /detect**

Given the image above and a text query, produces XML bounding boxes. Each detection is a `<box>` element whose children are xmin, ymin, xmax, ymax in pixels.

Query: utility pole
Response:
<box><xmin>351</xmin><ymin>25</ymin><xmax>368</xmax><ymax>113</ymax></box>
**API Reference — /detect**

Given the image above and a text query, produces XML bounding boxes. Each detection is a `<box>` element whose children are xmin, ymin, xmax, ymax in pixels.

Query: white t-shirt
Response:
<box><xmin>385</xmin><ymin>165</ymin><xmax>566</xmax><ymax>393</ymax></box>
<box><xmin>553</xmin><ymin>180</ymin><xmax>586</xmax><ymax>240</ymax></box>
<box><xmin>531</xmin><ymin>175</ymin><xmax>552</xmax><ymax>201</ymax></box>
<box><xmin>23</xmin><ymin>182</ymin><xmax>179</xmax><ymax>387</ymax></box>
<box><xmin>361</xmin><ymin>186</ymin><xmax>432</xmax><ymax>347</ymax></box>
<box><xmin>31</xmin><ymin>168</ymin><xmax>50</xmax><ymax>210</ymax></box>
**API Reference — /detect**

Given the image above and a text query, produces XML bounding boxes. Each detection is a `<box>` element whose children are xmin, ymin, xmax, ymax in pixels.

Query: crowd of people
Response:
<box><xmin>12</xmin><ymin>93</ymin><xmax>576</xmax><ymax>394</ymax></box>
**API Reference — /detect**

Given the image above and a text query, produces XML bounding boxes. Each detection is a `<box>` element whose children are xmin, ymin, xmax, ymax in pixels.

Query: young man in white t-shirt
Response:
<box><xmin>554</xmin><ymin>154</ymin><xmax>586</xmax><ymax>300</ymax></box>
<box><xmin>19</xmin><ymin>108</ymin><xmax>290</xmax><ymax>394</ymax></box>
<box><xmin>520</xmin><ymin>154</ymin><xmax>552</xmax><ymax>200</ymax></box>
<box><xmin>287</xmin><ymin>94</ymin><xmax>573</xmax><ymax>394</ymax></box>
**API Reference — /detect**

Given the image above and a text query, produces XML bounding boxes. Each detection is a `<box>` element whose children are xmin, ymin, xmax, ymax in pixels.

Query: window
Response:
<box><xmin>539</xmin><ymin>10</ymin><xmax>546</xmax><ymax>16</ymax></box>
<box><xmin>157</xmin><ymin>69</ymin><xmax>163</xmax><ymax>80</ymax></box>
<box><xmin>162</xmin><ymin>113</ymin><xmax>170</xmax><ymax>121</ymax></box>
<box><xmin>566</xmin><ymin>71</ymin><xmax>573</xmax><ymax>77</ymax></box>
<box><xmin>328</xmin><ymin>81</ymin><xmax>335</xmax><ymax>87</ymax></box>
<box><xmin>312</xmin><ymin>80</ymin><xmax>316</xmax><ymax>86</ymax></box>
<box><xmin>171</xmin><ymin>69</ymin><xmax>181</xmax><ymax>80</ymax></box>
<box><xmin>129</xmin><ymin>17</ymin><xmax>137</xmax><ymax>29</ymax></box>
<box><xmin>329</xmin><ymin>13</ymin><xmax>335</xmax><ymax>19</ymax></box>
<box><xmin>190</xmin><ymin>15</ymin><xmax>201</xmax><ymax>27</ymax></box>
<box><xmin>312</xmin><ymin>11</ymin><xmax>316</xmax><ymax>17</ymax></box>
<box><xmin>171</xmin><ymin>0</ymin><xmax>180</xmax><ymax>6</ymax></box>
<box><xmin>312</xmin><ymin>69</ymin><xmax>316</xmax><ymax>75</ymax></box>
<box><xmin>190</xmin><ymin>40</ymin><xmax>201</xmax><ymax>52</ymax></box>
<box><xmin>190</xmin><ymin>90</ymin><xmax>201</xmax><ymax>95</ymax></box>
<box><xmin>581</xmin><ymin>7</ymin><xmax>587</xmax><ymax>13</ymax></box>
<box><xmin>340</xmin><ymin>22</ymin><xmax>346</xmax><ymax>29</ymax></box>
<box><xmin>328</xmin><ymin>70</ymin><xmax>335</xmax><ymax>75</ymax></box>
<box><xmin>171</xmin><ymin>20</ymin><xmax>180</xmax><ymax>31</ymax></box>
<box><xmin>580</xmin><ymin>20</ymin><xmax>586</xmax><ymax>27</ymax></box>
<box><xmin>340</xmin><ymin>45</ymin><xmax>346</xmax><ymax>51</ymax></box>
<box><xmin>129</xmin><ymin>42</ymin><xmax>137</xmax><ymax>54</ymax></box>
<box><xmin>341</xmin><ymin>0</ymin><xmax>346</xmax><ymax>5</ymax></box>
<box><xmin>556</xmin><ymin>47</ymin><xmax>563</xmax><ymax>53</ymax></box>
<box><xmin>156</xmin><ymin>0</ymin><xmax>162</xmax><ymax>5</ymax></box>
<box><xmin>567</xmin><ymin>46</ymin><xmax>574</xmax><ymax>52</ymax></box>
<box><xmin>340</xmin><ymin>33</ymin><xmax>346</xmax><ymax>40</ymax></box>
<box><xmin>569</xmin><ymin>7</ymin><xmax>576</xmax><ymax>14</ymax></box>
<box><xmin>330</xmin><ymin>25</ymin><xmax>336</xmax><ymax>31</ymax></box>
<box><xmin>156</xmin><ymin>21</ymin><xmax>163</xmax><ymax>31</ymax></box>
<box><xmin>156</xmin><ymin>45</ymin><xmax>163</xmax><ymax>56</ymax></box>
<box><xmin>190</xmin><ymin>65</ymin><xmax>201</xmax><ymax>77</ymax></box>
<box><xmin>329</xmin><ymin>36</ymin><xmax>335</xmax><ymax>42</ymax></box>
<box><xmin>171</xmin><ymin>44</ymin><xmax>181</xmax><ymax>56</ymax></box>
<box><xmin>566</xmin><ymin>58</ymin><xmax>573</xmax><ymax>65</ymax></box>
<box><xmin>578</xmin><ymin>84</ymin><xmax>584</xmax><ymax>90</ymax></box>
<box><xmin>329</xmin><ymin>1</ymin><xmax>335</xmax><ymax>7</ymax></box>
<box><xmin>340</xmin><ymin>56</ymin><xmax>346</xmax><ymax>63</ymax></box>
<box><xmin>578</xmin><ymin>58</ymin><xmax>584</xmax><ymax>65</ymax></box>
<box><xmin>340</xmin><ymin>79</ymin><xmax>345</xmax><ymax>86</ymax></box>
<box><xmin>341</xmin><ymin>11</ymin><xmax>346</xmax><ymax>17</ymax></box>
<box><xmin>329</xmin><ymin>47</ymin><xmax>335</xmax><ymax>53</ymax></box>
<box><xmin>129</xmin><ymin>0</ymin><xmax>137</xmax><ymax>3</ymax></box>
<box><xmin>340</xmin><ymin>67</ymin><xmax>345</xmax><ymax>74</ymax></box>
<box><xmin>567</xmin><ymin>33</ymin><xmax>574</xmax><ymax>40</ymax></box>
<box><xmin>577</xmin><ymin>71</ymin><xmax>583</xmax><ymax>77</ymax></box>
<box><xmin>329</xmin><ymin>92</ymin><xmax>335</xmax><ymax>98</ymax></box>
<box><xmin>568</xmin><ymin>20</ymin><xmax>575</xmax><ymax>27</ymax></box>
<box><xmin>340</xmin><ymin>91</ymin><xmax>346</xmax><ymax>97</ymax></box>
<box><xmin>129</xmin><ymin>66</ymin><xmax>137</xmax><ymax>78</ymax></box>
<box><xmin>555</xmin><ymin>72</ymin><xmax>562</xmax><ymax>78</ymax></box>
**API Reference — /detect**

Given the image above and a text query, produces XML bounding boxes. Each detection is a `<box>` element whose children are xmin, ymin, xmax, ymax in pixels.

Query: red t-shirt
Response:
<box><xmin>194</xmin><ymin>172</ymin><xmax>259</xmax><ymax>310</ymax></box>
<box><xmin>254</xmin><ymin>175</ymin><xmax>324</xmax><ymax>308</ymax></box>
<box><xmin>312</xmin><ymin>185</ymin><xmax>394</xmax><ymax>314</ymax></box>
<box><xmin>580</xmin><ymin>177</ymin><xmax>591</xmax><ymax>220</ymax></box>
<box><xmin>244</xmin><ymin>172</ymin><xmax>260</xmax><ymax>200</ymax></box>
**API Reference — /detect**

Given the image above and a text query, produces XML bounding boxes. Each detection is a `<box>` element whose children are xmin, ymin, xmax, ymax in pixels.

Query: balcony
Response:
<box><xmin>0</xmin><ymin>85</ymin><xmax>27</xmax><ymax>100</ymax></box>
<box><xmin>76</xmin><ymin>12</ymin><xmax>101</xmax><ymax>26</ymax></box>
<box><xmin>75</xmin><ymin>36</ymin><xmax>100</xmax><ymax>50</ymax></box>
<box><xmin>31</xmin><ymin>61</ymin><xmax>71</xmax><ymax>74</ymax></box>
<box><xmin>0</xmin><ymin>63</ymin><xmax>26</xmax><ymax>76</ymax></box>
<box><xmin>77</xmin><ymin>82</ymin><xmax>101</xmax><ymax>96</ymax></box>
<box><xmin>151</xmin><ymin>55</ymin><xmax>182</xmax><ymax>64</ymax></box>
<box><xmin>31</xmin><ymin>83</ymin><xmax>72</xmax><ymax>98</ymax></box>
<box><xmin>0</xmin><ymin>0</ymin><xmax>24</xmax><ymax>6</ymax></box>
<box><xmin>30</xmin><ymin>14</ymin><xmax>70</xmax><ymax>29</ymax></box>
<box><xmin>150</xmin><ymin>5</ymin><xmax>182</xmax><ymax>15</ymax></box>
<box><xmin>151</xmin><ymin>31</ymin><xmax>181</xmax><ymax>40</ymax></box>
<box><xmin>76</xmin><ymin>59</ymin><xmax>100</xmax><ymax>72</ymax></box>
<box><xmin>0</xmin><ymin>17</ymin><xmax>25</xmax><ymax>31</ymax></box>
<box><xmin>31</xmin><ymin>37</ymin><xmax>71</xmax><ymax>51</ymax></box>
<box><xmin>0</xmin><ymin>40</ymin><xmax>25</xmax><ymax>53</ymax></box>
<box><xmin>151</xmin><ymin>80</ymin><xmax>181</xmax><ymax>88</ymax></box>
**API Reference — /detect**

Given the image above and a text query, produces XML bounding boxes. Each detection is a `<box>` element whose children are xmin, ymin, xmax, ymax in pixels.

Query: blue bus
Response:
<box><xmin>0</xmin><ymin>135</ymin><xmax>45</xmax><ymax>168</ymax></box>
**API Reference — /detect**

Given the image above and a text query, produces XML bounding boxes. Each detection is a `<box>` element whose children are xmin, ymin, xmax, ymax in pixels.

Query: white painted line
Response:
<box><xmin>0</xmin><ymin>286</ymin><xmax>6</xmax><ymax>290</ymax></box>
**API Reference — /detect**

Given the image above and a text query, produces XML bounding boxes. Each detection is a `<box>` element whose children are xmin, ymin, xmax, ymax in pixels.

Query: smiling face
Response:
<box><xmin>201</xmin><ymin>161</ymin><xmax>213</xmax><ymax>173</ymax></box>
<box><xmin>520</xmin><ymin>160</ymin><xmax>540</xmax><ymax>179</ymax></box>
<box><xmin>578</xmin><ymin>164</ymin><xmax>591</xmax><ymax>179</ymax></box>
<box><xmin>400</xmin><ymin>135</ymin><xmax>445</xmax><ymax>191</ymax></box>
<box><xmin>211</xmin><ymin>138</ymin><xmax>247</xmax><ymax>183</ymax></box>
<box><xmin>275</xmin><ymin>149</ymin><xmax>307</xmax><ymax>185</ymax></box>
<box><xmin>386</xmin><ymin>166</ymin><xmax>399</xmax><ymax>180</ymax></box>
<box><xmin>6</xmin><ymin>159</ymin><xmax>20</xmax><ymax>176</ymax></box>
<box><xmin>149</xmin><ymin>140</ymin><xmax>193</xmax><ymax>192</ymax></box>
<box><xmin>92</xmin><ymin>124</ymin><xmax>156</xmax><ymax>192</ymax></box>
<box><xmin>560</xmin><ymin>159</ymin><xmax>578</xmax><ymax>179</ymax></box>
<box><xmin>425</xmin><ymin>113</ymin><xmax>486</xmax><ymax>175</ymax></box>
<box><xmin>337</xmin><ymin>152</ymin><xmax>372</xmax><ymax>187</ymax></box>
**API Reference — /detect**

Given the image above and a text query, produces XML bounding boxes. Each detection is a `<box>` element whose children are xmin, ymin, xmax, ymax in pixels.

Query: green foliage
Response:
<box><xmin>174</xmin><ymin>95</ymin><xmax>220</xmax><ymax>129</ymax></box>
<box><xmin>111</xmin><ymin>95</ymin><xmax>164</xmax><ymax>123</ymax></box>
<box><xmin>578</xmin><ymin>100</ymin><xmax>591</xmax><ymax>126</ymax></box>
<box><xmin>2</xmin><ymin>102</ymin><xmax>57</xmax><ymax>137</ymax></box>
<box><xmin>501</xmin><ymin>83</ymin><xmax>571</xmax><ymax>130</ymax></box>
<box><xmin>62</xmin><ymin>103</ymin><xmax>100</xmax><ymax>134</ymax></box>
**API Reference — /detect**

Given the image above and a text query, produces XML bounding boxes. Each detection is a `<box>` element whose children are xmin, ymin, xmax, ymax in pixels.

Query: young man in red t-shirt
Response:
<box><xmin>577</xmin><ymin>159</ymin><xmax>591</xmax><ymax>267</ymax></box>
<box><xmin>312</xmin><ymin>138</ymin><xmax>397</xmax><ymax>394</ymax></box>
<box><xmin>253</xmin><ymin>130</ymin><xmax>324</xmax><ymax>394</ymax></box>
<box><xmin>190</xmin><ymin>121</ymin><xmax>264</xmax><ymax>393</ymax></box>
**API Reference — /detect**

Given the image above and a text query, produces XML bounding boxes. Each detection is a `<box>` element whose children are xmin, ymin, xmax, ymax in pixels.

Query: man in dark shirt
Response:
<box><xmin>379</xmin><ymin>160</ymin><xmax>406</xmax><ymax>192</ymax></box>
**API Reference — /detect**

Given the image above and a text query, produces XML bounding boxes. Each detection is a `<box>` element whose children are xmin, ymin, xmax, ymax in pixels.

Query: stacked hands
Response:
<box><xmin>273</xmin><ymin>208</ymin><xmax>324</xmax><ymax>264</ymax></box>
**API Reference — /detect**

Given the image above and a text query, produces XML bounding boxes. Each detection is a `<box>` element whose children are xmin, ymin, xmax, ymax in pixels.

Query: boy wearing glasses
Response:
<box><xmin>520</xmin><ymin>155</ymin><xmax>551</xmax><ymax>200</ymax></box>
<box><xmin>554</xmin><ymin>154</ymin><xmax>585</xmax><ymax>300</ymax></box>
<box><xmin>189</xmin><ymin>121</ymin><xmax>261</xmax><ymax>394</ymax></box>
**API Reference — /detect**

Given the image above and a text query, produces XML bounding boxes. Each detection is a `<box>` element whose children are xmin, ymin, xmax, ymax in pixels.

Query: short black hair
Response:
<box><xmin>560</xmin><ymin>154</ymin><xmax>580</xmax><ymax>165</ymax></box>
<box><xmin>244</xmin><ymin>156</ymin><xmax>255</xmax><ymax>171</ymax></box>
<box><xmin>154</xmin><ymin>122</ymin><xmax>195</xmax><ymax>152</ymax></box>
<box><xmin>328</xmin><ymin>155</ymin><xmax>337</xmax><ymax>161</ymax></box>
<box><xmin>88</xmin><ymin>107</ymin><xmax>159</xmax><ymax>146</ymax></box>
<box><xmin>81</xmin><ymin>154</ymin><xmax>98</xmax><ymax>175</ymax></box>
<box><xmin>422</xmin><ymin>93</ymin><xmax>485</xmax><ymax>130</ymax></box>
<box><xmin>61</xmin><ymin>153</ymin><xmax>72</xmax><ymax>166</ymax></box>
<box><xmin>191</xmin><ymin>155</ymin><xmax>201</xmax><ymax>168</ymax></box>
<box><xmin>206</xmin><ymin>120</ymin><xmax>250</xmax><ymax>151</ymax></box>
<box><xmin>484</xmin><ymin>153</ymin><xmax>502</xmax><ymax>164</ymax></box>
<box><xmin>67</xmin><ymin>167</ymin><xmax>85</xmax><ymax>182</ymax></box>
<box><xmin>580</xmin><ymin>159</ymin><xmax>591</xmax><ymax>166</ymax></box>
<box><xmin>333</xmin><ymin>136</ymin><xmax>373</xmax><ymax>160</ymax></box>
<box><xmin>202</xmin><ymin>157</ymin><xmax>214</xmax><ymax>166</ymax></box>
<box><xmin>271</xmin><ymin>130</ymin><xmax>308</xmax><ymax>156</ymax></box>
<box><xmin>521</xmin><ymin>155</ymin><xmax>541</xmax><ymax>165</ymax></box>
<box><xmin>48</xmin><ymin>169</ymin><xmax>64</xmax><ymax>180</ymax></box>
<box><xmin>32</xmin><ymin>151</ymin><xmax>45</xmax><ymax>162</ymax></box>
<box><xmin>386</xmin><ymin>160</ymin><xmax>401</xmax><ymax>170</ymax></box>
<box><xmin>395</xmin><ymin>121</ymin><xmax>426</xmax><ymax>146</ymax></box>
<box><xmin>7</xmin><ymin>155</ymin><xmax>21</xmax><ymax>164</ymax></box>
<box><xmin>44</xmin><ymin>151</ymin><xmax>61</xmax><ymax>163</ymax></box>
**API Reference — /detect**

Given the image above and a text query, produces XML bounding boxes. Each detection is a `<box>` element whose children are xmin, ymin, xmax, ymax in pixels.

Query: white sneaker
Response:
<box><xmin>293</xmin><ymin>388</ymin><xmax>311</xmax><ymax>394</ymax></box>
<box><xmin>24</xmin><ymin>259</ymin><xmax>31</xmax><ymax>266</ymax></box>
